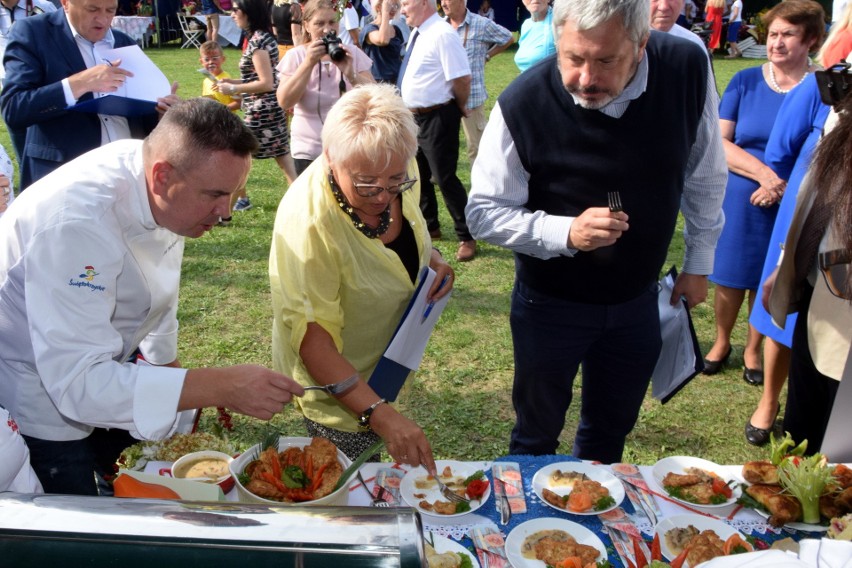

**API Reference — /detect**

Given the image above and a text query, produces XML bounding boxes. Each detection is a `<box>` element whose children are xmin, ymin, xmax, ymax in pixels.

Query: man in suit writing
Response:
<box><xmin>0</xmin><ymin>0</ymin><xmax>179</xmax><ymax>190</ymax></box>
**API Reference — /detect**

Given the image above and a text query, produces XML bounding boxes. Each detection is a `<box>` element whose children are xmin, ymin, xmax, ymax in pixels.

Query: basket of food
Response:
<box><xmin>229</xmin><ymin>436</ymin><xmax>352</xmax><ymax>506</ymax></box>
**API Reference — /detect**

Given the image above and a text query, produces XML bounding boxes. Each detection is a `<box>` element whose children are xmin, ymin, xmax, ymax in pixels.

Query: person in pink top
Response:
<box><xmin>276</xmin><ymin>0</ymin><xmax>374</xmax><ymax>177</ymax></box>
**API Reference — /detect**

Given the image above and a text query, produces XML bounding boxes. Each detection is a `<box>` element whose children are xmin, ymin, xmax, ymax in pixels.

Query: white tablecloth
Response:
<box><xmin>193</xmin><ymin>14</ymin><xmax>242</xmax><ymax>47</ymax></box>
<box><xmin>112</xmin><ymin>16</ymin><xmax>156</xmax><ymax>47</ymax></box>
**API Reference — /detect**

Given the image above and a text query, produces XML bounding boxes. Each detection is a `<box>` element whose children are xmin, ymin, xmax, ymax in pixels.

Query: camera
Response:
<box><xmin>321</xmin><ymin>30</ymin><xmax>346</xmax><ymax>62</ymax></box>
<box><xmin>816</xmin><ymin>62</ymin><xmax>852</xmax><ymax>107</ymax></box>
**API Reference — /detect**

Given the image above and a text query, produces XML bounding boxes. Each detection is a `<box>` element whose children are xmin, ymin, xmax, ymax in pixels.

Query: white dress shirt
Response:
<box><xmin>399</xmin><ymin>12</ymin><xmax>470</xmax><ymax>108</ymax></box>
<box><xmin>0</xmin><ymin>140</ymin><xmax>188</xmax><ymax>442</ymax></box>
<box><xmin>60</xmin><ymin>12</ymin><xmax>132</xmax><ymax>145</ymax></box>
<box><xmin>466</xmin><ymin>53</ymin><xmax>727</xmax><ymax>275</ymax></box>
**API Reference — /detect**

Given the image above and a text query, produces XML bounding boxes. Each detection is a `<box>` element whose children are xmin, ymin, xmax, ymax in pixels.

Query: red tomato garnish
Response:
<box><xmin>466</xmin><ymin>479</ymin><xmax>489</xmax><ymax>500</ymax></box>
<box><xmin>712</xmin><ymin>477</ymin><xmax>733</xmax><ymax>498</ymax></box>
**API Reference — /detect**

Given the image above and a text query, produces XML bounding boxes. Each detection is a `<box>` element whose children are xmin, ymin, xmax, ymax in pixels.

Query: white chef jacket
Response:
<box><xmin>0</xmin><ymin>139</ymin><xmax>188</xmax><ymax>442</ymax></box>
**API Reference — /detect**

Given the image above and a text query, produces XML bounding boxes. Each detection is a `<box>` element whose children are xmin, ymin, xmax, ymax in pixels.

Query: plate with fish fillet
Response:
<box><xmin>652</xmin><ymin>456</ymin><xmax>741</xmax><ymax>509</ymax></box>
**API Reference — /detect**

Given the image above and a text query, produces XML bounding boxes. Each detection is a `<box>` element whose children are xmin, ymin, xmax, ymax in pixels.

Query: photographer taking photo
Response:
<box><xmin>277</xmin><ymin>0</ymin><xmax>375</xmax><ymax>177</ymax></box>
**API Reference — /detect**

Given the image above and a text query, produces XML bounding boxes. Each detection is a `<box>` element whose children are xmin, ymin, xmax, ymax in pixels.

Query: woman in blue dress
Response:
<box><xmin>704</xmin><ymin>1</ymin><xmax>824</xmax><ymax>385</ymax></box>
<box><xmin>743</xmin><ymin>75</ymin><xmax>830</xmax><ymax>446</ymax></box>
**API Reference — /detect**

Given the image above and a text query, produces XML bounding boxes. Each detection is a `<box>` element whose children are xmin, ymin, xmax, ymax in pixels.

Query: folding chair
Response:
<box><xmin>177</xmin><ymin>13</ymin><xmax>204</xmax><ymax>49</ymax></box>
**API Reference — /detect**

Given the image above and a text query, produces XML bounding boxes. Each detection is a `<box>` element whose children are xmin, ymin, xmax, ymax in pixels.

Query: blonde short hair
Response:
<box><xmin>322</xmin><ymin>84</ymin><xmax>418</xmax><ymax>171</ymax></box>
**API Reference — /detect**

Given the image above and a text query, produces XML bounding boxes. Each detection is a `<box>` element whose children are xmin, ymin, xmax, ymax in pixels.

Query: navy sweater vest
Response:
<box><xmin>499</xmin><ymin>31</ymin><xmax>708</xmax><ymax>304</ymax></box>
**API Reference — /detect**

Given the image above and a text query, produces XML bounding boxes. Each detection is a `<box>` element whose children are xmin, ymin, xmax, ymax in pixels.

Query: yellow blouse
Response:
<box><xmin>269</xmin><ymin>156</ymin><xmax>430</xmax><ymax>431</ymax></box>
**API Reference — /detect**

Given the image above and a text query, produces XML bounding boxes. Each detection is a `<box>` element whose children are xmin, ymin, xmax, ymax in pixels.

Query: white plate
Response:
<box><xmin>752</xmin><ymin>507</ymin><xmax>829</xmax><ymax>533</ymax></box>
<box><xmin>652</xmin><ymin>456</ymin><xmax>742</xmax><ymax>509</ymax></box>
<box><xmin>505</xmin><ymin>517</ymin><xmax>607</xmax><ymax>568</ymax></box>
<box><xmin>654</xmin><ymin>514</ymin><xmax>745</xmax><ymax>563</ymax></box>
<box><xmin>400</xmin><ymin>460</ymin><xmax>490</xmax><ymax>519</ymax></box>
<box><xmin>429</xmin><ymin>534</ymin><xmax>480</xmax><ymax>568</ymax></box>
<box><xmin>532</xmin><ymin>462</ymin><xmax>625</xmax><ymax>515</ymax></box>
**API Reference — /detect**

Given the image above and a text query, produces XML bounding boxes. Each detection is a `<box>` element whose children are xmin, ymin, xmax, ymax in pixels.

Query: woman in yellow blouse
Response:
<box><xmin>269</xmin><ymin>84</ymin><xmax>454</xmax><ymax>470</ymax></box>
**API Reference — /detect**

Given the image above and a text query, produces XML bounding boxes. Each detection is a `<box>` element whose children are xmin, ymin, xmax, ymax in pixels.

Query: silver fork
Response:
<box><xmin>374</xmin><ymin>484</ymin><xmax>391</xmax><ymax>507</ymax></box>
<box><xmin>607</xmin><ymin>191</ymin><xmax>623</xmax><ymax>213</ymax></box>
<box><xmin>301</xmin><ymin>373</ymin><xmax>359</xmax><ymax>396</ymax></box>
<box><xmin>434</xmin><ymin>476</ymin><xmax>470</xmax><ymax>504</ymax></box>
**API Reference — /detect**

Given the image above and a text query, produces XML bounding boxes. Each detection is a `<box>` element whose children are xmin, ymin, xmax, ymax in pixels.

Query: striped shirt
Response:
<box><xmin>446</xmin><ymin>10</ymin><xmax>512</xmax><ymax>109</ymax></box>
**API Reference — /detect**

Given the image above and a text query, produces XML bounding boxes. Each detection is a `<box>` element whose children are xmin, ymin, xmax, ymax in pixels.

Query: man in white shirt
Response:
<box><xmin>0</xmin><ymin>99</ymin><xmax>304</xmax><ymax>495</ymax></box>
<box><xmin>399</xmin><ymin>0</ymin><xmax>475</xmax><ymax>261</ymax></box>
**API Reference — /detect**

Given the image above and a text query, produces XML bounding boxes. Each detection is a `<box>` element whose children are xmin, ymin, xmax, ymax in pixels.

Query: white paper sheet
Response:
<box><xmin>383</xmin><ymin>267</ymin><xmax>451</xmax><ymax>369</ymax></box>
<box><xmin>97</xmin><ymin>44</ymin><xmax>171</xmax><ymax>102</ymax></box>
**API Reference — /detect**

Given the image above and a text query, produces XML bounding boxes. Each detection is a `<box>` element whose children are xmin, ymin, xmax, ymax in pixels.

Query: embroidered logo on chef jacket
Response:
<box><xmin>68</xmin><ymin>265</ymin><xmax>106</xmax><ymax>292</ymax></box>
<box><xmin>79</xmin><ymin>265</ymin><xmax>99</xmax><ymax>281</ymax></box>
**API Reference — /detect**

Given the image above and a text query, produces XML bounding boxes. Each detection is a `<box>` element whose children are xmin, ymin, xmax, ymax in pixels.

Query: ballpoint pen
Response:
<box><xmin>101</xmin><ymin>58</ymin><xmax>114</xmax><ymax>67</ymax></box>
<box><xmin>421</xmin><ymin>274</ymin><xmax>450</xmax><ymax>323</ymax></box>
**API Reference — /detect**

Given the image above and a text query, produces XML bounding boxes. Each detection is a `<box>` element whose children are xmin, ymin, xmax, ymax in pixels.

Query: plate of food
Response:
<box><xmin>654</xmin><ymin>514</ymin><xmax>750</xmax><ymax>566</ymax></box>
<box><xmin>505</xmin><ymin>517</ymin><xmax>607</xmax><ymax>568</ymax></box>
<box><xmin>229</xmin><ymin>436</ymin><xmax>351</xmax><ymax>506</ymax></box>
<box><xmin>652</xmin><ymin>456</ymin><xmax>741</xmax><ymax>508</ymax></box>
<box><xmin>425</xmin><ymin>534</ymin><xmax>480</xmax><ymax>568</ymax></box>
<box><xmin>400</xmin><ymin>460</ymin><xmax>491</xmax><ymax>518</ymax></box>
<box><xmin>738</xmin><ymin>460</ymin><xmax>850</xmax><ymax>532</ymax></box>
<box><xmin>532</xmin><ymin>461</ymin><xmax>624</xmax><ymax>515</ymax></box>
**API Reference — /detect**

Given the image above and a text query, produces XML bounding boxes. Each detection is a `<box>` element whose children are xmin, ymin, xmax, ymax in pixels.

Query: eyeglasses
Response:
<box><xmin>818</xmin><ymin>249</ymin><xmax>851</xmax><ymax>300</ymax></box>
<box><xmin>352</xmin><ymin>177</ymin><xmax>417</xmax><ymax>197</ymax></box>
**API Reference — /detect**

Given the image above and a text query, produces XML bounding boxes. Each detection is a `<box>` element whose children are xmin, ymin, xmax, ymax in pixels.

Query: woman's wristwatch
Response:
<box><xmin>357</xmin><ymin>398</ymin><xmax>387</xmax><ymax>430</ymax></box>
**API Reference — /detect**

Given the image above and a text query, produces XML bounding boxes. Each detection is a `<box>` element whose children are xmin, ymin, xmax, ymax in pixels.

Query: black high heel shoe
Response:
<box><xmin>743</xmin><ymin>367</ymin><xmax>765</xmax><ymax>386</ymax></box>
<box><xmin>745</xmin><ymin>403</ymin><xmax>781</xmax><ymax>446</ymax></box>
<box><xmin>702</xmin><ymin>346</ymin><xmax>732</xmax><ymax>375</ymax></box>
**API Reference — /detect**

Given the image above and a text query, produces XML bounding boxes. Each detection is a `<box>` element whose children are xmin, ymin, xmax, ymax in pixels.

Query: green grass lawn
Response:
<box><xmin>0</xmin><ymin>44</ymin><xmax>768</xmax><ymax>465</ymax></box>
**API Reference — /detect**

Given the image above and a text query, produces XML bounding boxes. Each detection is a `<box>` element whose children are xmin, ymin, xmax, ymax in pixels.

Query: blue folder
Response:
<box><xmin>69</xmin><ymin>95</ymin><xmax>158</xmax><ymax>117</ymax></box>
<box><xmin>368</xmin><ymin>267</ymin><xmax>431</xmax><ymax>402</ymax></box>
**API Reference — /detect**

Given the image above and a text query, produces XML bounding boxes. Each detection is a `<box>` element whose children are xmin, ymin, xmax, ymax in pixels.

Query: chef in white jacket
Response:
<box><xmin>0</xmin><ymin>98</ymin><xmax>304</xmax><ymax>495</ymax></box>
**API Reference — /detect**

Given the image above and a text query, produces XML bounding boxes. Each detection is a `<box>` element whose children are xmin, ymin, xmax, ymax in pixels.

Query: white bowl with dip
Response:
<box><xmin>164</xmin><ymin>450</ymin><xmax>235</xmax><ymax>493</ymax></box>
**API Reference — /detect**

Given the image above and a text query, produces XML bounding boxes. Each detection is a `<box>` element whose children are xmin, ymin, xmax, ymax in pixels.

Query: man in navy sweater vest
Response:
<box><xmin>466</xmin><ymin>0</ymin><xmax>726</xmax><ymax>463</ymax></box>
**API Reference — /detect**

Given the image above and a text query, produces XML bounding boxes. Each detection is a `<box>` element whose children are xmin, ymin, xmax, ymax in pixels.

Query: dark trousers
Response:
<box><xmin>509</xmin><ymin>280</ymin><xmax>661</xmax><ymax>464</ymax></box>
<box><xmin>414</xmin><ymin>103</ymin><xmax>472</xmax><ymax>242</ymax></box>
<box><xmin>783</xmin><ymin>285</ymin><xmax>839</xmax><ymax>453</ymax></box>
<box><xmin>24</xmin><ymin>428</ymin><xmax>136</xmax><ymax>495</ymax></box>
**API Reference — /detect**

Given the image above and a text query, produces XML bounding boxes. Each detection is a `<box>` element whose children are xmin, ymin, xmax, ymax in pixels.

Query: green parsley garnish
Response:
<box><xmin>594</xmin><ymin>495</ymin><xmax>616</xmax><ymax>510</ymax></box>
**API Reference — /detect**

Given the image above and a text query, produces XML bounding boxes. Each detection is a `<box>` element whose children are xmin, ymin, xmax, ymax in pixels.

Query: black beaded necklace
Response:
<box><xmin>328</xmin><ymin>172</ymin><xmax>392</xmax><ymax>239</ymax></box>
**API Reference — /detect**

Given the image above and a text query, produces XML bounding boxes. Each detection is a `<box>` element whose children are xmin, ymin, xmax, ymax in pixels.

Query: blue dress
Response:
<box><xmin>749</xmin><ymin>75</ymin><xmax>830</xmax><ymax>346</ymax></box>
<box><xmin>710</xmin><ymin>67</ymin><xmax>785</xmax><ymax>290</ymax></box>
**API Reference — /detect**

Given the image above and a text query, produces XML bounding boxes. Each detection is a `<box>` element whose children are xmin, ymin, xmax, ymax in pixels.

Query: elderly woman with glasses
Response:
<box><xmin>269</xmin><ymin>84</ymin><xmax>453</xmax><ymax>469</ymax></box>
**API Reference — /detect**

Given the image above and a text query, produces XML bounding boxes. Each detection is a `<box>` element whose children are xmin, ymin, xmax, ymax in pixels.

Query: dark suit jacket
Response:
<box><xmin>0</xmin><ymin>10</ymin><xmax>158</xmax><ymax>189</ymax></box>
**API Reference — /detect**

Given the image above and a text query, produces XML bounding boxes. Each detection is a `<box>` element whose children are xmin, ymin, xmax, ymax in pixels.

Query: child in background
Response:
<box><xmin>200</xmin><ymin>41</ymin><xmax>241</xmax><ymax>112</ymax></box>
<box><xmin>199</xmin><ymin>41</ymin><xmax>243</xmax><ymax>226</ymax></box>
